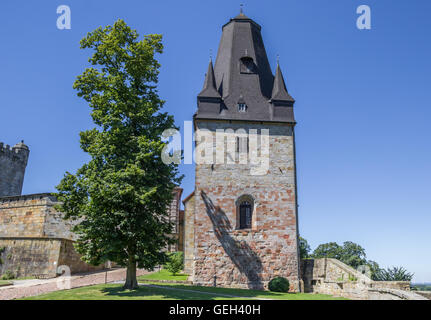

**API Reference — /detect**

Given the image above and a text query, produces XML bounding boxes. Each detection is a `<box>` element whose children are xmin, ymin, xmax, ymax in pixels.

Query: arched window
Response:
<box><xmin>239</xmin><ymin>201</ymin><xmax>252</xmax><ymax>229</ymax></box>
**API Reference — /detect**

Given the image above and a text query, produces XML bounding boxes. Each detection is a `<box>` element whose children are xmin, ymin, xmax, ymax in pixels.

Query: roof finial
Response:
<box><xmin>210</xmin><ymin>49</ymin><xmax>213</xmax><ymax>62</ymax></box>
<box><xmin>276</xmin><ymin>54</ymin><xmax>280</xmax><ymax>65</ymax></box>
<box><xmin>240</xmin><ymin>3</ymin><xmax>244</xmax><ymax>14</ymax></box>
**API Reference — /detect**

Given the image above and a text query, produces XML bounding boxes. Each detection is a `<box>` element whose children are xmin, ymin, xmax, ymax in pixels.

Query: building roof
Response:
<box><xmin>198</xmin><ymin>60</ymin><xmax>221</xmax><ymax>99</ymax></box>
<box><xmin>195</xmin><ymin>12</ymin><xmax>295</xmax><ymax>123</ymax></box>
<box><xmin>271</xmin><ymin>64</ymin><xmax>295</xmax><ymax>102</ymax></box>
<box><xmin>182</xmin><ymin>191</ymin><xmax>195</xmax><ymax>205</ymax></box>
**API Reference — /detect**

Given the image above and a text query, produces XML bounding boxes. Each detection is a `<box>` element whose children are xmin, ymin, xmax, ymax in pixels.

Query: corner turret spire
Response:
<box><xmin>198</xmin><ymin>59</ymin><xmax>221</xmax><ymax>99</ymax></box>
<box><xmin>271</xmin><ymin>63</ymin><xmax>294</xmax><ymax>102</ymax></box>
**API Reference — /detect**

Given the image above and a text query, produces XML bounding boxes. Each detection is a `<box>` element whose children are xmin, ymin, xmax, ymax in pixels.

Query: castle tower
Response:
<box><xmin>0</xmin><ymin>141</ymin><xmax>30</xmax><ymax>197</ymax></box>
<box><xmin>192</xmin><ymin>12</ymin><xmax>300</xmax><ymax>290</ymax></box>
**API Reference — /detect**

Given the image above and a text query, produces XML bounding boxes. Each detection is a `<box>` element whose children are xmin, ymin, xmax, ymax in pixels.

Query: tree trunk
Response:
<box><xmin>123</xmin><ymin>255</ymin><xmax>138</xmax><ymax>290</ymax></box>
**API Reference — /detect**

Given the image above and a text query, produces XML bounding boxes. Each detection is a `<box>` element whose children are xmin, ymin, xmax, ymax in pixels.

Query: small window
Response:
<box><xmin>239</xmin><ymin>201</ymin><xmax>252</xmax><ymax>229</ymax></box>
<box><xmin>236</xmin><ymin>136</ymin><xmax>249</xmax><ymax>153</ymax></box>
<box><xmin>240</xmin><ymin>57</ymin><xmax>255</xmax><ymax>74</ymax></box>
<box><xmin>238</xmin><ymin>103</ymin><xmax>247</xmax><ymax>112</ymax></box>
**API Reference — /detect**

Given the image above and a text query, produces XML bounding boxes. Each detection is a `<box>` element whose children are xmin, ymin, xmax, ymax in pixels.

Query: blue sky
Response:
<box><xmin>0</xmin><ymin>1</ymin><xmax>430</xmax><ymax>282</ymax></box>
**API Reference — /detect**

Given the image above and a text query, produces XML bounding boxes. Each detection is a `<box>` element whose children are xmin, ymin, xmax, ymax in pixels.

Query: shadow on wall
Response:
<box><xmin>201</xmin><ymin>191</ymin><xmax>263</xmax><ymax>290</ymax></box>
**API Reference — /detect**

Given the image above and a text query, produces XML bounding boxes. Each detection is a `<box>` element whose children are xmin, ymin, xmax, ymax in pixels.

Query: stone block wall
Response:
<box><xmin>0</xmin><ymin>193</ymin><xmax>103</xmax><ymax>277</ymax></box>
<box><xmin>0</xmin><ymin>238</ymin><xmax>105</xmax><ymax>277</ymax></box>
<box><xmin>183</xmin><ymin>192</ymin><xmax>195</xmax><ymax>276</ymax></box>
<box><xmin>57</xmin><ymin>239</ymin><xmax>105</xmax><ymax>274</ymax></box>
<box><xmin>0</xmin><ymin>238</ymin><xmax>61</xmax><ymax>277</ymax></box>
<box><xmin>301</xmin><ymin>258</ymin><xmax>427</xmax><ymax>300</ymax></box>
<box><xmin>0</xmin><ymin>193</ymin><xmax>76</xmax><ymax>240</ymax></box>
<box><xmin>193</xmin><ymin>120</ymin><xmax>300</xmax><ymax>291</ymax></box>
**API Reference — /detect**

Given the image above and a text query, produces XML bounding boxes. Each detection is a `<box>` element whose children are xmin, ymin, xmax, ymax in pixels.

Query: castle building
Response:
<box><xmin>0</xmin><ymin>141</ymin><xmax>184</xmax><ymax>278</ymax></box>
<box><xmin>0</xmin><ymin>141</ymin><xmax>106</xmax><ymax>277</ymax></box>
<box><xmin>184</xmin><ymin>12</ymin><xmax>300</xmax><ymax>290</ymax></box>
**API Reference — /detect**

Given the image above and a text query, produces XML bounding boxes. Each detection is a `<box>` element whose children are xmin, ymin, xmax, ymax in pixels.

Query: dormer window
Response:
<box><xmin>238</xmin><ymin>103</ymin><xmax>247</xmax><ymax>112</ymax></box>
<box><xmin>240</xmin><ymin>57</ymin><xmax>255</xmax><ymax>74</ymax></box>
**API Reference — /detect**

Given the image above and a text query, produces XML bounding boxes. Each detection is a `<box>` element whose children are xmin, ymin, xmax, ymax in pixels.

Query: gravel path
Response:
<box><xmin>0</xmin><ymin>268</ymin><xmax>149</xmax><ymax>300</ymax></box>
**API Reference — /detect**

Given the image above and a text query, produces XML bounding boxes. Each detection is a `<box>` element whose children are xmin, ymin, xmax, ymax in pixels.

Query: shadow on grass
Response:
<box><xmin>100</xmin><ymin>284</ymin><xmax>243</xmax><ymax>300</ymax></box>
<box><xmin>127</xmin><ymin>282</ymin><xmax>303</xmax><ymax>300</ymax></box>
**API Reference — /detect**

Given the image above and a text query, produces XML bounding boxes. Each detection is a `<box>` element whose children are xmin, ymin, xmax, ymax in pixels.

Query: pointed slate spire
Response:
<box><xmin>271</xmin><ymin>63</ymin><xmax>294</xmax><ymax>102</ymax></box>
<box><xmin>198</xmin><ymin>59</ymin><xmax>221</xmax><ymax>99</ymax></box>
<box><xmin>195</xmin><ymin>13</ymin><xmax>295</xmax><ymax>123</ymax></box>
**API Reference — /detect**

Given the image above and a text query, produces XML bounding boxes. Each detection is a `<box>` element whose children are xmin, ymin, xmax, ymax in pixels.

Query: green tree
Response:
<box><xmin>339</xmin><ymin>241</ymin><xmax>367</xmax><ymax>269</ymax></box>
<box><xmin>366</xmin><ymin>260</ymin><xmax>380</xmax><ymax>280</ymax></box>
<box><xmin>55</xmin><ymin>20</ymin><xmax>182</xmax><ymax>290</ymax></box>
<box><xmin>298</xmin><ymin>236</ymin><xmax>311</xmax><ymax>259</ymax></box>
<box><xmin>312</xmin><ymin>241</ymin><xmax>367</xmax><ymax>269</ymax></box>
<box><xmin>164</xmin><ymin>251</ymin><xmax>184</xmax><ymax>275</ymax></box>
<box><xmin>312</xmin><ymin>242</ymin><xmax>342</xmax><ymax>260</ymax></box>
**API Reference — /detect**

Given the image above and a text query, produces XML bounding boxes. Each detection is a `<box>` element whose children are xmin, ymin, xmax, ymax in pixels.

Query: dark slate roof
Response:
<box><xmin>195</xmin><ymin>12</ymin><xmax>295</xmax><ymax>123</ymax></box>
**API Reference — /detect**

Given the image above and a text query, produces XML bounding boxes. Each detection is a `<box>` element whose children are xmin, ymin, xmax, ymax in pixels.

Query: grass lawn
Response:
<box><xmin>0</xmin><ymin>280</ymin><xmax>13</xmax><ymax>287</ymax></box>
<box><xmin>22</xmin><ymin>282</ymin><xmax>347</xmax><ymax>300</ymax></box>
<box><xmin>138</xmin><ymin>269</ymin><xmax>189</xmax><ymax>282</ymax></box>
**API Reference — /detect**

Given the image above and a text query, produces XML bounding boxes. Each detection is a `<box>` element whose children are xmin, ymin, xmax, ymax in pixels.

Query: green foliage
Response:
<box><xmin>299</xmin><ymin>237</ymin><xmax>311</xmax><ymax>259</ymax></box>
<box><xmin>55</xmin><ymin>19</ymin><xmax>182</xmax><ymax>290</ymax></box>
<box><xmin>268</xmin><ymin>277</ymin><xmax>290</xmax><ymax>293</ymax></box>
<box><xmin>304</xmin><ymin>238</ymin><xmax>413</xmax><ymax>282</ymax></box>
<box><xmin>348</xmin><ymin>274</ymin><xmax>358</xmax><ymax>282</ymax></box>
<box><xmin>312</xmin><ymin>241</ymin><xmax>367</xmax><ymax>269</ymax></box>
<box><xmin>411</xmin><ymin>284</ymin><xmax>431</xmax><ymax>291</ymax></box>
<box><xmin>138</xmin><ymin>269</ymin><xmax>189</xmax><ymax>282</ymax></box>
<box><xmin>164</xmin><ymin>251</ymin><xmax>184</xmax><ymax>275</ymax></box>
<box><xmin>1</xmin><ymin>270</ymin><xmax>15</xmax><ymax>280</ymax></box>
<box><xmin>0</xmin><ymin>246</ymin><xmax>5</xmax><ymax>265</ymax></box>
<box><xmin>372</xmin><ymin>266</ymin><xmax>414</xmax><ymax>282</ymax></box>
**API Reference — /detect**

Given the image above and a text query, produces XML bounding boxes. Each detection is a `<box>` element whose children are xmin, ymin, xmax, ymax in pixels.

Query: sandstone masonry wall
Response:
<box><xmin>301</xmin><ymin>258</ymin><xmax>427</xmax><ymax>300</ymax></box>
<box><xmin>0</xmin><ymin>238</ymin><xmax>61</xmax><ymax>277</ymax></box>
<box><xmin>183</xmin><ymin>193</ymin><xmax>195</xmax><ymax>276</ymax></box>
<box><xmin>0</xmin><ymin>194</ymin><xmax>102</xmax><ymax>277</ymax></box>
<box><xmin>0</xmin><ymin>193</ymin><xmax>75</xmax><ymax>239</ymax></box>
<box><xmin>193</xmin><ymin>121</ymin><xmax>300</xmax><ymax>291</ymax></box>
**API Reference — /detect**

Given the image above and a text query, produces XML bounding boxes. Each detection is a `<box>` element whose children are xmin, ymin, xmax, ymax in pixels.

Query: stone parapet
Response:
<box><xmin>0</xmin><ymin>193</ymin><xmax>76</xmax><ymax>240</ymax></box>
<box><xmin>301</xmin><ymin>258</ymin><xmax>428</xmax><ymax>300</ymax></box>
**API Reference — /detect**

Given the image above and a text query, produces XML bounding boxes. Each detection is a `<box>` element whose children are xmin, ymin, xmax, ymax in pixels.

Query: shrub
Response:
<box><xmin>268</xmin><ymin>277</ymin><xmax>290</xmax><ymax>293</ymax></box>
<box><xmin>1</xmin><ymin>270</ymin><xmax>15</xmax><ymax>280</ymax></box>
<box><xmin>372</xmin><ymin>266</ymin><xmax>414</xmax><ymax>282</ymax></box>
<box><xmin>164</xmin><ymin>251</ymin><xmax>184</xmax><ymax>275</ymax></box>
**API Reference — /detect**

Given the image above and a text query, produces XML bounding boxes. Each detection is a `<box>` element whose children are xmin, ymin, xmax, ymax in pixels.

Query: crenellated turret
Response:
<box><xmin>0</xmin><ymin>140</ymin><xmax>30</xmax><ymax>197</ymax></box>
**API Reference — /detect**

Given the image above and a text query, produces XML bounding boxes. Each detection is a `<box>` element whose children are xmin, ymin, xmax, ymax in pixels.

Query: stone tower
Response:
<box><xmin>0</xmin><ymin>141</ymin><xmax>29</xmax><ymax>197</ymax></box>
<box><xmin>192</xmin><ymin>12</ymin><xmax>300</xmax><ymax>291</ymax></box>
